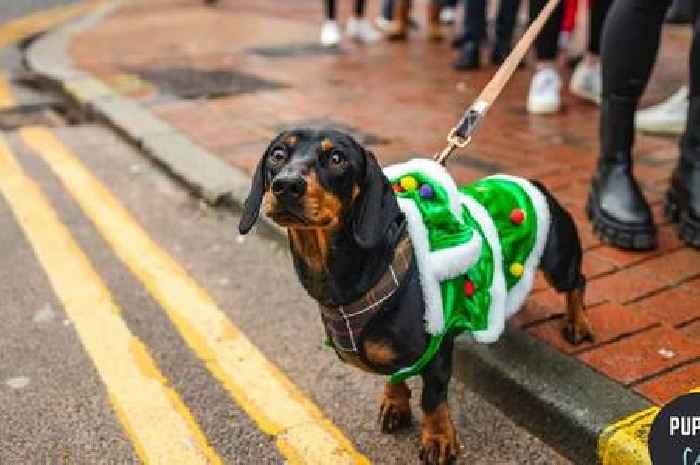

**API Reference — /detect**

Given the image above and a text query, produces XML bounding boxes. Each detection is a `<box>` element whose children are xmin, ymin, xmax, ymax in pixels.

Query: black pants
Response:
<box><xmin>602</xmin><ymin>0</ymin><xmax>699</xmax><ymax>101</ymax></box>
<box><xmin>528</xmin><ymin>0</ymin><xmax>612</xmax><ymax>61</ymax></box>
<box><xmin>462</xmin><ymin>0</ymin><xmax>521</xmax><ymax>44</ymax></box>
<box><xmin>324</xmin><ymin>0</ymin><xmax>366</xmax><ymax>19</ymax></box>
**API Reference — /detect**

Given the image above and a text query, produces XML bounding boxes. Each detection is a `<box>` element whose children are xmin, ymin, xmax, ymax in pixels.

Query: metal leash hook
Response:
<box><xmin>433</xmin><ymin>0</ymin><xmax>561</xmax><ymax>167</ymax></box>
<box><xmin>434</xmin><ymin>105</ymin><xmax>485</xmax><ymax>165</ymax></box>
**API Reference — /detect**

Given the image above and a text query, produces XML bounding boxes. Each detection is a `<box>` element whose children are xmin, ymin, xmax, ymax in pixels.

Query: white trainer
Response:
<box><xmin>320</xmin><ymin>20</ymin><xmax>341</xmax><ymax>47</ymax></box>
<box><xmin>569</xmin><ymin>59</ymin><xmax>601</xmax><ymax>105</ymax></box>
<box><xmin>439</xmin><ymin>7</ymin><xmax>456</xmax><ymax>24</ymax></box>
<box><xmin>346</xmin><ymin>17</ymin><xmax>381</xmax><ymax>43</ymax></box>
<box><xmin>635</xmin><ymin>86</ymin><xmax>689</xmax><ymax>135</ymax></box>
<box><xmin>374</xmin><ymin>15</ymin><xmax>392</xmax><ymax>32</ymax></box>
<box><xmin>527</xmin><ymin>67</ymin><xmax>562</xmax><ymax>115</ymax></box>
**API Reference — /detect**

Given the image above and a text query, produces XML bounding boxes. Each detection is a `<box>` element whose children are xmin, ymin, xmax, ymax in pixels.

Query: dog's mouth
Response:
<box><xmin>269</xmin><ymin>208</ymin><xmax>309</xmax><ymax>227</ymax></box>
<box><xmin>269</xmin><ymin>208</ymin><xmax>338</xmax><ymax>229</ymax></box>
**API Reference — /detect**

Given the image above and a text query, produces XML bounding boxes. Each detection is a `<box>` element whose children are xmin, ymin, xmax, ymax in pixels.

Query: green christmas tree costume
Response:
<box><xmin>383</xmin><ymin>159</ymin><xmax>551</xmax><ymax>383</ymax></box>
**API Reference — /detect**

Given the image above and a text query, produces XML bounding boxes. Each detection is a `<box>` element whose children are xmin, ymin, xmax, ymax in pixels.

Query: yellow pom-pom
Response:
<box><xmin>399</xmin><ymin>176</ymin><xmax>418</xmax><ymax>192</ymax></box>
<box><xmin>510</xmin><ymin>262</ymin><xmax>524</xmax><ymax>278</ymax></box>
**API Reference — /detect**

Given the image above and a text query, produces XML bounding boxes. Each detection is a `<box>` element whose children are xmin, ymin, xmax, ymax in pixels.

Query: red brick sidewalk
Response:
<box><xmin>72</xmin><ymin>0</ymin><xmax>699</xmax><ymax>405</ymax></box>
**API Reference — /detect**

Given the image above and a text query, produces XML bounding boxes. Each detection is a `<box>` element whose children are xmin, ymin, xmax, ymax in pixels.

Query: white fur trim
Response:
<box><xmin>397</xmin><ymin>198</ymin><xmax>482</xmax><ymax>335</ymax></box>
<box><xmin>459</xmin><ymin>193</ymin><xmax>508</xmax><ymax>343</ymax></box>
<box><xmin>384</xmin><ymin>159</ymin><xmax>463</xmax><ymax>223</ymax></box>
<box><xmin>487</xmin><ymin>175</ymin><xmax>551</xmax><ymax>318</ymax></box>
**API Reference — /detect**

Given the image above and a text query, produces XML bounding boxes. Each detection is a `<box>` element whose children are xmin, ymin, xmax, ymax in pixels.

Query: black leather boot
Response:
<box><xmin>587</xmin><ymin>95</ymin><xmax>657</xmax><ymax>250</ymax></box>
<box><xmin>453</xmin><ymin>40</ymin><xmax>480</xmax><ymax>70</ymax></box>
<box><xmin>666</xmin><ymin>97</ymin><xmax>700</xmax><ymax>248</ymax></box>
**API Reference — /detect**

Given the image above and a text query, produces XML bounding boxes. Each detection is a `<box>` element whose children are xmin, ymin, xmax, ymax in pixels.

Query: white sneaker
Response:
<box><xmin>527</xmin><ymin>67</ymin><xmax>562</xmax><ymax>115</ymax></box>
<box><xmin>346</xmin><ymin>17</ymin><xmax>381</xmax><ymax>43</ymax></box>
<box><xmin>569</xmin><ymin>59</ymin><xmax>601</xmax><ymax>105</ymax></box>
<box><xmin>635</xmin><ymin>86</ymin><xmax>689</xmax><ymax>135</ymax></box>
<box><xmin>374</xmin><ymin>15</ymin><xmax>392</xmax><ymax>32</ymax></box>
<box><xmin>320</xmin><ymin>20</ymin><xmax>341</xmax><ymax>47</ymax></box>
<box><xmin>439</xmin><ymin>7</ymin><xmax>456</xmax><ymax>24</ymax></box>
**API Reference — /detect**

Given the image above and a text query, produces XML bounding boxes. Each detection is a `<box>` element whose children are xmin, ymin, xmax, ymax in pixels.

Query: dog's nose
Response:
<box><xmin>272</xmin><ymin>176</ymin><xmax>307</xmax><ymax>200</ymax></box>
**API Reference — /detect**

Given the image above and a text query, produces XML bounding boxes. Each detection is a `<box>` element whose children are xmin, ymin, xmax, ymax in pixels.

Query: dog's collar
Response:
<box><xmin>319</xmin><ymin>234</ymin><xmax>413</xmax><ymax>355</ymax></box>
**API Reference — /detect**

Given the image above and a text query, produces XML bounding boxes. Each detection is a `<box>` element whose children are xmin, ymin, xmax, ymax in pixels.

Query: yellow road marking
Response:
<box><xmin>0</xmin><ymin>135</ymin><xmax>223</xmax><ymax>465</ymax></box>
<box><xmin>0</xmin><ymin>74</ymin><xmax>15</xmax><ymax>110</ymax></box>
<box><xmin>0</xmin><ymin>1</ymin><xmax>101</xmax><ymax>49</ymax></box>
<box><xmin>21</xmin><ymin>126</ymin><xmax>370</xmax><ymax>465</ymax></box>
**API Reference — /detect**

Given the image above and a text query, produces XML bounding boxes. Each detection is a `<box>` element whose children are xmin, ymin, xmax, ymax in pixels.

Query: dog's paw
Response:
<box><xmin>562</xmin><ymin>319</ymin><xmax>595</xmax><ymax>345</ymax></box>
<box><xmin>419</xmin><ymin>431</ymin><xmax>458</xmax><ymax>465</ymax></box>
<box><xmin>378</xmin><ymin>398</ymin><xmax>412</xmax><ymax>433</ymax></box>
<box><xmin>420</xmin><ymin>404</ymin><xmax>459</xmax><ymax>465</ymax></box>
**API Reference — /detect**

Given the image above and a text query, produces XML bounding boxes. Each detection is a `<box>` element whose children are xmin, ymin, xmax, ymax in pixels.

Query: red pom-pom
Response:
<box><xmin>393</xmin><ymin>184</ymin><xmax>404</xmax><ymax>193</ymax></box>
<box><xmin>510</xmin><ymin>208</ymin><xmax>525</xmax><ymax>225</ymax></box>
<box><xmin>464</xmin><ymin>280</ymin><xmax>475</xmax><ymax>297</ymax></box>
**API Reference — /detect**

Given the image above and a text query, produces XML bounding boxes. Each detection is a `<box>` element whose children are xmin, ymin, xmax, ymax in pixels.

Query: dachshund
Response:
<box><xmin>238</xmin><ymin>128</ymin><xmax>593</xmax><ymax>465</ymax></box>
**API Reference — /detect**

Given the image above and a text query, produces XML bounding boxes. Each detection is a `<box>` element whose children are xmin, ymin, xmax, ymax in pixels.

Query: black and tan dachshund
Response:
<box><xmin>239</xmin><ymin>128</ymin><xmax>593</xmax><ymax>465</ymax></box>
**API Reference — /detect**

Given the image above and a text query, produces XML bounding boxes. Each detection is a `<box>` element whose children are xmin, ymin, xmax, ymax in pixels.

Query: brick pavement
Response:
<box><xmin>71</xmin><ymin>0</ymin><xmax>699</xmax><ymax>406</ymax></box>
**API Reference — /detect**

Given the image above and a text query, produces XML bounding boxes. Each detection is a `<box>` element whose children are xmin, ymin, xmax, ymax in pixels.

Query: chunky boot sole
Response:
<box><xmin>665</xmin><ymin>188</ymin><xmax>700</xmax><ymax>248</ymax></box>
<box><xmin>586</xmin><ymin>193</ymin><xmax>657</xmax><ymax>250</ymax></box>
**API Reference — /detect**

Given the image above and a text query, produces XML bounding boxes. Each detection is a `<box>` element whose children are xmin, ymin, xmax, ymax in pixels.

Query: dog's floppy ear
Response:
<box><xmin>351</xmin><ymin>149</ymin><xmax>402</xmax><ymax>249</ymax></box>
<box><xmin>239</xmin><ymin>155</ymin><xmax>267</xmax><ymax>235</ymax></box>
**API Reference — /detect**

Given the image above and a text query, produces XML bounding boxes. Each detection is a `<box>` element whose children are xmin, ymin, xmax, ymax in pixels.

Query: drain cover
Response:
<box><xmin>129</xmin><ymin>67</ymin><xmax>285</xmax><ymax>100</ymax></box>
<box><xmin>275</xmin><ymin>119</ymin><xmax>390</xmax><ymax>146</ymax></box>
<box><xmin>248</xmin><ymin>43</ymin><xmax>345</xmax><ymax>58</ymax></box>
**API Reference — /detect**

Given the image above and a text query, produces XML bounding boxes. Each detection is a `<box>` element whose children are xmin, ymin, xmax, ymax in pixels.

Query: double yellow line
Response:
<box><xmin>0</xmin><ymin>1</ymin><xmax>101</xmax><ymax>49</ymax></box>
<box><xmin>0</xmin><ymin>127</ymin><xmax>369</xmax><ymax>465</ymax></box>
<box><xmin>0</xmin><ymin>1</ymin><xmax>103</xmax><ymax>111</ymax></box>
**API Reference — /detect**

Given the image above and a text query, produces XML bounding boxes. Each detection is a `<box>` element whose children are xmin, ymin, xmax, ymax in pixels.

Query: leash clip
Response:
<box><xmin>446</xmin><ymin>126</ymin><xmax>472</xmax><ymax>148</ymax></box>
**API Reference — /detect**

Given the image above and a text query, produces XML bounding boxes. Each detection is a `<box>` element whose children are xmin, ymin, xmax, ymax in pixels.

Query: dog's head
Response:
<box><xmin>239</xmin><ymin>128</ymin><xmax>401</xmax><ymax>249</ymax></box>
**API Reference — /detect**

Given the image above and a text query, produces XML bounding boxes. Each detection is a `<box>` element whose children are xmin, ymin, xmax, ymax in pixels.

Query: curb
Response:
<box><xmin>25</xmin><ymin>4</ymin><xmax>656</xmax><ymax>465</ymax></box>
<box><xmin>24</xmin><ymin>1</ymin><xmax>284</xmax><ymax>235</ymax></box>
<box><xmin>454</xmin><ymin>327</ymin><xmax>652</xmax><ymax>465</ymax></box>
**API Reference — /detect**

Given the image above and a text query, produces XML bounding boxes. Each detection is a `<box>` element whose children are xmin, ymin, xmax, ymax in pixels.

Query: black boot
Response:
<box><xmin>665</xmin><ymin>0</ymin><xmax>693</xmax><ymax>24</ymax></box>
<box><xmin>453</xmin><ymin>40</ymin><xmax>480</xmax><ymax>70</ymax></box>
<box><xmin>666</xmin><ymin>97</ymin><xmax>700</xmax><ymax>248</ymax></box>
<box><xmin>587</xmin><ymin>95</ymin><xmax>657</xmax><ymax>250</ymax></box>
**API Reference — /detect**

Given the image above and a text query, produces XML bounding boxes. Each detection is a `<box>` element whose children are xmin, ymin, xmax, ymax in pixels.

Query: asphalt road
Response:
<box><xmin>0</xmin><ymin>0</ymin><xmax>80</xmax><ymax>23</ymax></box>
<box><xmin>0</xmin><ymin>122</ymin><xmax>573</xmax><ymax>465</ymax></box>
<box><xmin>0</xmin><ymin>2</ymin><xmax>573</xmax><ymax>464</ymax></box>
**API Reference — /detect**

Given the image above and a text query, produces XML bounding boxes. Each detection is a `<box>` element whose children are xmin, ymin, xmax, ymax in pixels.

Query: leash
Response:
<box><xmin>434</xmin><ymin>0</ymin><xmax>561</xmax><ymax>166</ymax></box>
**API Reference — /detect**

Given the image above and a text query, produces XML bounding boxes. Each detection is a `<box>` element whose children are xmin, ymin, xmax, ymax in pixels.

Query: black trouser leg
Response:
<box><xmin>462</xmin><ymin>0</ymin><xmax>485</xmax><ymax>42</ymax></box>
<box><xmin>354</xmin><ymin>0</ymin><xmax>365</xmax><ymax>17</ymax></box>
<box><xmin>382</xmin><ymin>0</ymin><xmax>394</xmax><ymax>19</ymax></box>
<box><xmin>453</xmin><ymin>0</ymin><xmax>483</xmax><ymax>70</ymax></box>
<box><xmin>588</xmin><ymin>0</ymin><xmax>612</xmax><ymax>55</ymax></box>
<box><xmin>495</xmin><ymin>0</ymin><xmax>521</xmax><ymax>46</ymax></box>
<box><xmin>529</xmin><ymin>0</ymin><xmax>564</xmax><ymax>61</ymax></box>
<box><xmin>588</xmin><ymin>0</ymin><xmax>671</xmax><ymax>250</ymax></box>
<box><xmin>324</xmin><ymin>0</ymin><xmax>336</xmax><ymax>20</ymax></box>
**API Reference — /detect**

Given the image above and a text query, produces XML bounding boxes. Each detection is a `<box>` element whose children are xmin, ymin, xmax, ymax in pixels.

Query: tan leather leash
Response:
<box><xmin>434</xmin><ymin>0</ymin><xmax>561</xmax><ymax>166</ymax></box>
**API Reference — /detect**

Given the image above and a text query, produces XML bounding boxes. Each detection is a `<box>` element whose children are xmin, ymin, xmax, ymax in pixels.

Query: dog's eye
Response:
<box><xmin>269</xmin><ymin>148</ymin><xmax>287</xmax><ymax>165</ymax></box>
<box><xmin>329</xmin><ymin>151</ymin><xmax>345</xmax><ymax>166</ymax></box>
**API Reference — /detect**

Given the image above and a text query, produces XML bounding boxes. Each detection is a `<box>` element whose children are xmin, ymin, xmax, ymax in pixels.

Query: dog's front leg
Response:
<box><xmin>419</xmin><ymin>337</ymin><xmax>459</xmax><ymax>465</ymax></box>
<box><xmin>378</xmin><ymin>381</ymin><xmax>412</xmax><ymax>433</ymax></box>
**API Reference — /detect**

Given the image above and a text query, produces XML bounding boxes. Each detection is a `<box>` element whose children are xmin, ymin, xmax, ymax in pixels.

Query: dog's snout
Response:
<box><xmin>272</xmin><ymin>176</ymin><xmax>307</xmax><ymax>200</ymax></box>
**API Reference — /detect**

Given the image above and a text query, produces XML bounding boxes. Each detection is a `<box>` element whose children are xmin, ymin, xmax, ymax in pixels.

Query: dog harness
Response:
<box><xmin>382</xmin><ymin>159</ymin><xmax>551</xmax><ymax>383</ymax></box>
<box><xmin>319</xmin><ymin>234</ymin><xmax>413</xmax><ymax>362</ymax></box>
